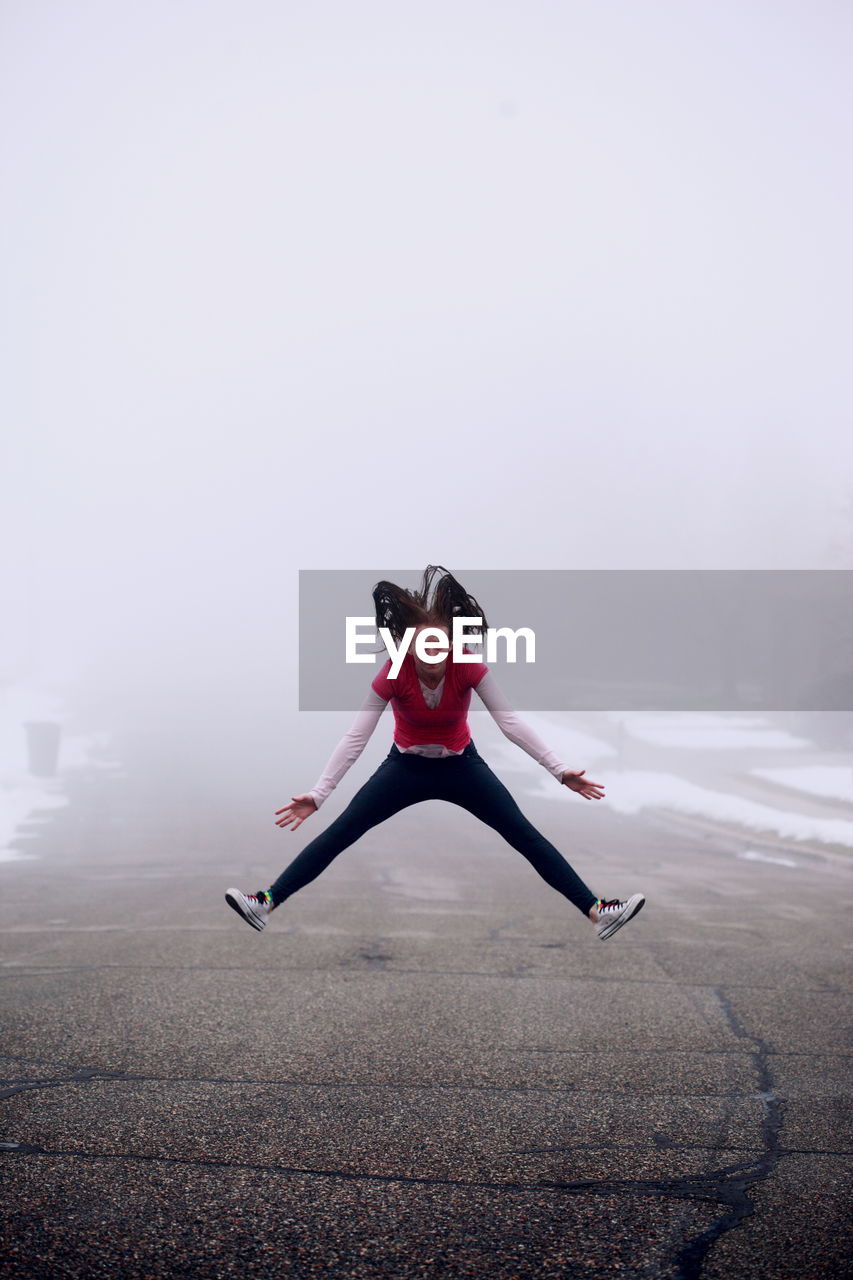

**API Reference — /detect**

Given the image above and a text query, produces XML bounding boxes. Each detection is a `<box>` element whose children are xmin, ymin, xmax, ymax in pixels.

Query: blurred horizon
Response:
<box><xmin>2</xmin><ymin>0</ymin><xmax>852</xmax><ymax>731</ymax></box>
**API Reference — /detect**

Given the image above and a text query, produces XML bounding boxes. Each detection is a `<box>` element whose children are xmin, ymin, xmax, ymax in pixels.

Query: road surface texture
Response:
<box><xmin>2</xmin><ymin>713</ymin><xmax>851</xmax><ymax>1279</ymax></box>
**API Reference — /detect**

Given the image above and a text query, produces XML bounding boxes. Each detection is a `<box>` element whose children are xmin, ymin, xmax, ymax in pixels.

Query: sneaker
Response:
<box><xmin>225</xmin><ymin>888</ymin><xmax>272</xmax><ymax>931</ymax></box>
<box><xmin>595</xmin><ymin>893</ymin><xmax>645</xmax><ymax>941</ymax></box>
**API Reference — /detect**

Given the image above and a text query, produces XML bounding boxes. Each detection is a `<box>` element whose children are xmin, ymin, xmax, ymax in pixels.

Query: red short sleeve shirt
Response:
<box><xmin>371</xmin><ymin>648</ymin><xmax>488</xmax><ymax>752</ymax></box>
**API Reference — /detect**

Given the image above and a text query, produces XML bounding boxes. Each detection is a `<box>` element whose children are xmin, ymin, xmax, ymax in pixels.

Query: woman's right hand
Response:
<box><xmin>274</xmin><ymin>795</ymin><xmax>317</xmax><ymax>830</ymax></box>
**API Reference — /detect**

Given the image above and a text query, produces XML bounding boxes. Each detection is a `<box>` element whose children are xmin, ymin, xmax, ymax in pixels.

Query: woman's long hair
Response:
<box><xmin>372</xmin><ymin>565</ymin><xmax>488</xmax><ymax>647</ymax></box>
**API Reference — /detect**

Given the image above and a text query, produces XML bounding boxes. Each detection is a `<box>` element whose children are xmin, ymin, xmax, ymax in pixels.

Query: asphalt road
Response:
<box><xmin>1</xmin><ymin>716</ymin><xmax>851</xmax><ymax>1279</ymax></box>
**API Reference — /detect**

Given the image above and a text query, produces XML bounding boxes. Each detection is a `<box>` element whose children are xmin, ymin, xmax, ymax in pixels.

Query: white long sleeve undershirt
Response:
<box><xmin>306</xmin><ymin>671</ymin><xmax>574</xmax><ymax>810</ymax></box>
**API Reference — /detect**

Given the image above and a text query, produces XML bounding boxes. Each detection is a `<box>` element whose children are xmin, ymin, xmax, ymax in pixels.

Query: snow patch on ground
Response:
<box><xmin>524</xmin><ymin>769</ymin><xmax>853</xmax><ymax>848</ymax></box>
<box><xmin>750</xmin><ymin>765</ymin><xmax>853</xmax><ymax>804</ymax></box>
<box><xmin>607</xmin><ymin>712</ymin><xmax>811</xmax><ymax>751</ymax></box>
<box><xmin>1</xmin><ymin>681</ymin><xmax>122</xmax><ymax>859</ymax></box>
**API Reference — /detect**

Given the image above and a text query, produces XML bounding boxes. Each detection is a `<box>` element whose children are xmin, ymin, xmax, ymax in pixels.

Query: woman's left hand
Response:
<box><xmin>560</xmin><ymin>769</ymin><xmax>606</xmax><ymax>800</ymax></box>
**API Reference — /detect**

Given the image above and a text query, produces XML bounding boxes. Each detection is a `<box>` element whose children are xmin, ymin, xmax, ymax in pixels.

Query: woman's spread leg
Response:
<box><xmin>268</xmin><ymin>750</ymin><xmax>434</xmax><ymax>904</ymax></box>
<box><xmin>439</xmin><ymin>746</ymin><xmax>598</xmax><ymax>915</ymax></box>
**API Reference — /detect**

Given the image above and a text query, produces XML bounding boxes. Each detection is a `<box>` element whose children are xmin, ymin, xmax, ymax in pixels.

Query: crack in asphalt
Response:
<box><xmin>0</xmin><ymin>1138</ymin><xmax>783</xmax><ymax>1213</ymax></box>
<box><xmin>0</xmin><ymin>995</ymin><xmax>797</xmax><ymax>1278</ymax></box>
<box><xmin>355</xmin><ymin>938</ymin><xmax>393</xmax><ymax>968</ymax></box>
<box><xmin>1</xmin><ymin>1067</ymin><xmax>129</xmax><ymax>1101</ymax></box>
<box><xmin>0</xmin><ymin>1070</ymin><xmax>764</xmax><ymax>1101</ymax></box>
<box><xmin>0</xmin><ymin>1009</ymin><xmax>789</xmax><ymax>1280</ymax></box>
<box><xmin>656</xmin><ymin>986</ymin><xmax>785</xmax><ymax>1280</ymax></box>
<box><xmin>0</xmin><ymin>963</ymin><xmax>793</xmax><ymax>990</ymax></box>
<box><xmin>2</xmin><ymin>1047</ymin><xmax>844</xmax><ymax>1061</ymax></box>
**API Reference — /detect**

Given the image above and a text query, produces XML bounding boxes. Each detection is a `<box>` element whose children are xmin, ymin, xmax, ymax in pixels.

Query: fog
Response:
<box><xmin>3</xmin><ymin>0</ymin><xmax>852</xmax><ymax>771</ymax></box>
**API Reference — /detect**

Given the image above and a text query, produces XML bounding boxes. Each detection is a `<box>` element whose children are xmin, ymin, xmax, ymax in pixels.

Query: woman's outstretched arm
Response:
<box><xmin>275</xmin><ymin>690</ymin><xmax>389</xmax><ymax>830</ymax></box>
<box><xmin>474</xmin><ymin>672</ymin><xmax>605</xmax><ymax>800</ymax></box>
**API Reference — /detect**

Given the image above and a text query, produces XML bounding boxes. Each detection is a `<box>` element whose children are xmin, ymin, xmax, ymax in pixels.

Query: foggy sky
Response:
<box><xmin>2</xmin><ymin>0</ymin><xmax>852</xmax><ymax>721</ymax></box>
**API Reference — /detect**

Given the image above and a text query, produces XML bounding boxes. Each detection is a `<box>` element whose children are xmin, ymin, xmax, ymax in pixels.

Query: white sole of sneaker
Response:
<box><xmin>597</xmin><ymin>893</ymin><xmax>645</xmax><ymax>941</ymax></box>
<box><xmin>225</xmin><ymin>888</ymin><xmax>267</xmax><ymax>931</ymax></box>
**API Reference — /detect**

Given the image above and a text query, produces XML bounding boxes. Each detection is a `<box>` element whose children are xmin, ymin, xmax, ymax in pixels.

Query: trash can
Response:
<box><xmin>23</xmin><ymin>721</ymin><xmax>62</xmax><ymax>777</ymax></box>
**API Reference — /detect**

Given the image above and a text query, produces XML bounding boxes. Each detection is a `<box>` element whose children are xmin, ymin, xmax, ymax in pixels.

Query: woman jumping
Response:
<box><xmin>226</xmin><ymin>566</ymin><xmax>645</xmax><ymax>940</ymax></box>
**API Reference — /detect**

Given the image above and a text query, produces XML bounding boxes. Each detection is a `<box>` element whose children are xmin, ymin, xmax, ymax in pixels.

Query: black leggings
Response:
<box><xmin>269</xmin><ymin>742</ymin><xmax>598</xmax><ymax>915</ymax></box>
